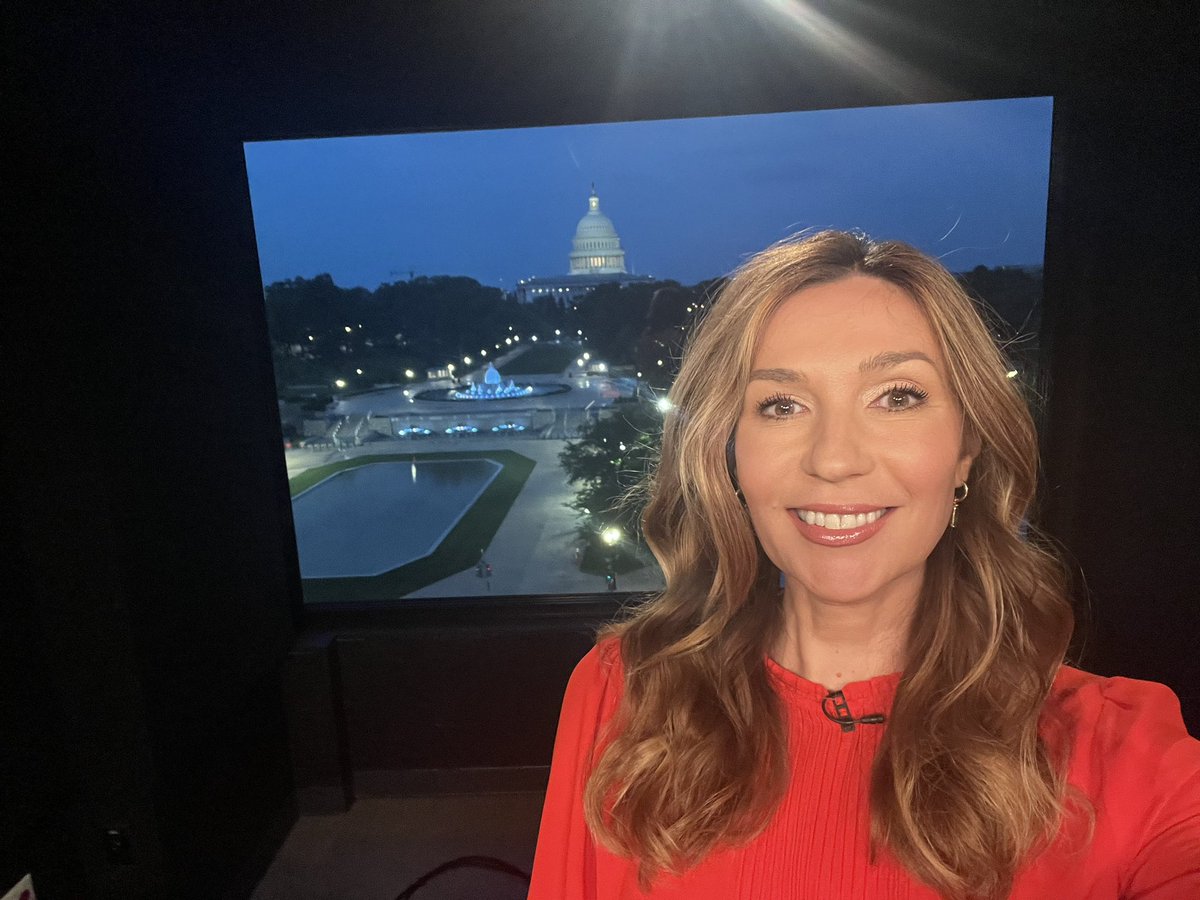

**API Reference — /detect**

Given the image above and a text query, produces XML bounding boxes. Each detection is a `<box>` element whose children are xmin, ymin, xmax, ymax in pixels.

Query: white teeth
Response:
<box><xmin>797</xmin><ymin>509</ymin><xmax>885</xmax><ymax>530</ymax></box>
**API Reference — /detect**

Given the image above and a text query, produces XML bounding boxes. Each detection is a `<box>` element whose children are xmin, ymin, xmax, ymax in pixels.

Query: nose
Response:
<box><xmin>800</xmin><ymin>408</ymin><xmax>873</xmax><ymax>482</ymax></box>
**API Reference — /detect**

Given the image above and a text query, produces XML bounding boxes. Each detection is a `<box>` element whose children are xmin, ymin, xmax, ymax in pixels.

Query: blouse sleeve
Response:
<box><xmin>1093</xmin><ymin>678</ymin><xmax>1200</xmax><ymax>899</ymax></box>
<box><xmin>528</xmin><ymin>642</ymin><xmax>624</xmax><ymax>900</ymax></box>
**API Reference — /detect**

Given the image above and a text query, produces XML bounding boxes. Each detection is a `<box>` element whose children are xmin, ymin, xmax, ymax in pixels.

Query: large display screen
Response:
<box><xmin>243</xmin><ymin>97</ymin><xmax>1054</xmax><ymax>603</ymax></box>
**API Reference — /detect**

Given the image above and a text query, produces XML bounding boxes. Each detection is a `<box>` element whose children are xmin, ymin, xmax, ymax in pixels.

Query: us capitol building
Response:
<box><xmin>515</xmin><ymin>185</ymin><xmax>654</xmax><ymax>304</ymax></box>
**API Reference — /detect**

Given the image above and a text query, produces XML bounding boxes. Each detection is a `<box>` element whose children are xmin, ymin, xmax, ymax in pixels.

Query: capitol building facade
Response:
<box><xmin>516</xmin><ymin>185</ymin><xmax>654</xmax><ymax>304</ymax></box>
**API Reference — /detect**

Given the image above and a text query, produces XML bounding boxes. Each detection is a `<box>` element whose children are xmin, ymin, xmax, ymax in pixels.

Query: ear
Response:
<box><xmin>957</xmin><ymin>424</ymin><xmax>980</xmax><ymax>485</ymax></box>
<box><xmin>725</xmin><ymin>435</ymin><xmax>740</xmax><ymax>492</ymax></box>
<box><xmin>955</xmin><ymin>453</ymin><xmax>975</xmax><ymax>487</ymax></box>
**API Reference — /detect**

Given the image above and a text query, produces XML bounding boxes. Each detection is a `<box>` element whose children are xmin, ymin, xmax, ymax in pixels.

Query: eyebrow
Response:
<box><xmin>748</xmin><ymin>351</ymin><xmax>937</xmax><ymax>384</ymax></box>
<box><xmin>858</xmin><ymin>350</ymin><xmax>937</xmax><ymax>374</ymax></box>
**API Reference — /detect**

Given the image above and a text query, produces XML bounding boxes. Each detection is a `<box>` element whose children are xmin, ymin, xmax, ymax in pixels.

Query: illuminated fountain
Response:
<box><xmin>450</xmin><ymin>363</ymin><xmax>535</xmax><ymax>400</ymax></box>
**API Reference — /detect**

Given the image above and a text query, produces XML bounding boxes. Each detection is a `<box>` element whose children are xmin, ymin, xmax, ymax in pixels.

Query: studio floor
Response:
<box><xmin>251</xmin><ymin>791</ymin><xmax>545</xmax><ymax>900</ymax></box>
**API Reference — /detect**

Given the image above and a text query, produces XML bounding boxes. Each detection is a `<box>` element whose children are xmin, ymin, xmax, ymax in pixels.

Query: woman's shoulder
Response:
<box><xmin>558</xmin><ymin>638</ymin><xmax>626</xmax><ymax>725</ymax></box>
<box><xmin>1047</xmin><ymin>665</ymin><xmax>1200</xmax><ymax>789</ymax></box>
<box><xmin>1051</xmin><ymin>665</ymin><xmax>1194</xmax><ymax>740</ymax></box>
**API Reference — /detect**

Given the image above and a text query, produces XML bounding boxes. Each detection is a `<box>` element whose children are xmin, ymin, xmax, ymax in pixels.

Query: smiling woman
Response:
<box><xmin>528</xmin><ymin>232</ymin><xmax>1200</xmax><ymax>900</ymax></box>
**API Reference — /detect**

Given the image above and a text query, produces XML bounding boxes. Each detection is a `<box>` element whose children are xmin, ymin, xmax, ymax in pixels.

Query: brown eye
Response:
<box><xmin>757</xmin><ymin>394</ymin><xmax>799</xmax><ymax>417</ymax></box>
<box><xmin>874</xmin><ymin>383</ymin><xmax>930</xmax><ymax>412</ymax></box>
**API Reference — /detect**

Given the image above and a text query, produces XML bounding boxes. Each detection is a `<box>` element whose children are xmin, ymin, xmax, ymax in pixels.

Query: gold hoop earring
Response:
<box><xmin>950</xmin><ymin>482</ymin><xmax>969</xmax><ymax>529</ymax></box>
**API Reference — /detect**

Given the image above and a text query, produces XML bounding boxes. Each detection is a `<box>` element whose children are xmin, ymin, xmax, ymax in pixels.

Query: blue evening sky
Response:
<box><xmin>243</xmin><ymin>97</ymin><xmax>1053</xmax><ymax>290</ymax></box>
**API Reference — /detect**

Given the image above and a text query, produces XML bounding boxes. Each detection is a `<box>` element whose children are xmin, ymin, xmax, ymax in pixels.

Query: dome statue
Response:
<box><xmin>569</xmin><ymin>185</ymin><xmax>628</xmax><ymax>275</ymax></box>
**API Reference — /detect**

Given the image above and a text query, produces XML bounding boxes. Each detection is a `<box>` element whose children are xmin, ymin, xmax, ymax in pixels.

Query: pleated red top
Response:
<box><xmin>529</xmin><ymin>642</ymin><xmax>1200</xmax><ymax>899</ymax></box>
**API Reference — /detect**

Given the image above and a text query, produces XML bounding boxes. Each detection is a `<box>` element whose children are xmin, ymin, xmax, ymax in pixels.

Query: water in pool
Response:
<box><xmin>292</xmin><ymin>459</ymin><xmax>501</xmax><ymax>578</ymax></box>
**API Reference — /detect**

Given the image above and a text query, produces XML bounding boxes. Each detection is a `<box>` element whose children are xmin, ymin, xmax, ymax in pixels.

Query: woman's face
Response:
<box><xmin>734</xmin><ymin>274</ymin><xmax>974</xmax><ymax>608</ymax></box>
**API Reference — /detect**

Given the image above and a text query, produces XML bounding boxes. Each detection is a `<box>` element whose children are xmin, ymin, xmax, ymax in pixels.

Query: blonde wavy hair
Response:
<box><xmin>583</xmin><ymin>231</ymin><xmax>1076</xmax><ymax>899</ymax></box>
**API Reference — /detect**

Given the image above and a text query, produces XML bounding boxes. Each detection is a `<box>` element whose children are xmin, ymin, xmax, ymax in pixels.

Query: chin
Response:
<box><xmin>781</xmin><ymin>556</ymin><xmax>923</xmax><ymax>607</ymax></box>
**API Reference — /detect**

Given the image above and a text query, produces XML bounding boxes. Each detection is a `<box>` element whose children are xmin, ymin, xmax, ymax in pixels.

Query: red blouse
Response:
<box><xmin>529</xmin><ymin>642</ymin><xmax>1200</xmax><ymax>899</ymax></box>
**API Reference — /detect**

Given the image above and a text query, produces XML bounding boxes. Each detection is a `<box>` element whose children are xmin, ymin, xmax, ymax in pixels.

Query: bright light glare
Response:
<box><xmin>335</xmin><ymin>379</ymin><xmax>347</xmax><ymax>388</ymax></box>
<box><xmin>1006</xmin><ymin>370</ymin><xmax>1019</xmax><ymax>379</ymax></box>
<box><xmin>758</xmin><ymin>0</ymin><xmax>942</xmax><ymax>97</ymax></box>
<box><xmin>656</xmin><ymin>397</ymin><xmax>673</xmax><ymax>413</ymax></box>
<box><xmin>601</xmin><ymin>526</ymin><xmax>622</xmax><ymax>546</ymax></box>
<box><xmin>404</xmin><ymin>369</ymin><xmax>415</xmax><ymax>378</ymax></box>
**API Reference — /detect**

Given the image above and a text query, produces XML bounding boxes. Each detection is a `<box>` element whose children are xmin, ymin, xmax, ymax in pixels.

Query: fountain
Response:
<box><xmin>450</xmin><ymin>363</ymin><xmax>536</xmax><ymax>400</ymax></box>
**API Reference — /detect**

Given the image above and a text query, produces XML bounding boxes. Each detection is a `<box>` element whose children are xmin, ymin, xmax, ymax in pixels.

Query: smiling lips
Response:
<box><xmin>791</xmin><ymin>506</ymin><xmax>892</xmax><ymax>546</ymax></box>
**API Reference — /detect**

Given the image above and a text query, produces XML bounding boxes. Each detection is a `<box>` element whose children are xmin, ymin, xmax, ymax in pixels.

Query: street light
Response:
<box><xmin>601</xmin><ymin>526</ymin><xmax>622</xmax><ymax>592</ymax></box>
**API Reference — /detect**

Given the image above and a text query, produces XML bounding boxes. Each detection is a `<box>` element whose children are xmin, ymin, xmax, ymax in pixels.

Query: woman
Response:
<box><xmin>528</xmin><ymin>232</ymin><xmax>1200</xmax><ymax>899</ymax></box>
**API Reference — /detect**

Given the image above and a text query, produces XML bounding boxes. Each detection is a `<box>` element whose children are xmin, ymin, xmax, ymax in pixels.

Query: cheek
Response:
<box><xmin>733</xmin><ymin>435</ymin><xmax>784</xmax><ymax>502</ymax></box>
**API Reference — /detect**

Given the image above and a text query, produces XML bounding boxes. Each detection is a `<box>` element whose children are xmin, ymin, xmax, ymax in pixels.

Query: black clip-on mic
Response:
<box><xmin>822</xmin><ymin>690</ymin><xmax>887</xmax><ymax>733</ymax></box>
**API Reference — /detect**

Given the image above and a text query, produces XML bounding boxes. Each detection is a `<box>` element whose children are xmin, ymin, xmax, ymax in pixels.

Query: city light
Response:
<box><xmin>576</xmin><ymin>358</ymin><xmax>584</xmax><ymax>367</ymax></box>
<box><xmin>1006</xmin><ymin>369</ymin><xmax>1019</xmax><ymax>379</ymax></box>
<box><xmin>601</xmin><ymin>526</ymin><xmax>622</xmax><ymax>546</ymax></box>
<box><xmin>582</xmin><ymin>352</ymin><xmax>590</xmax><ymax>360</ymax></box>
<box><xmin>307</xmin><ymin>335</ymin><xmax>314</xmax><ymax>341</ymax></box>
<box><xmin>405</xmin><ymin>369</ymin><xmax>415</xmax><ymax>378</ymax></box>
<box><xmin>335</xmin><ymin>379</ymin><xmax>347</xmax><ymax>388</ymax></box>
<box><xmin>555</xmin><ymin>329</ymin><xmax>561</xmax><ymax>336</ymax></box>
<box><xmin>464</xmin><ymin>356</ymin><xmax>472</xmax><ymax>365</ymax></box>
<box><xmin>505</xmin><ymin>338</ymin><xmax>512</xmax><ymax>345</ymax></box>
<box><xmin>447</xmin><ymin>363</ymin><xmax>456</xmax><ymax>372</ymax></box>
<box><xmin>656</xmin><ymin>397</ymin><xmax>673</xmax><ymax>413</ymax></box>
<box><xmin>480</xmin><ymin>349</ymin><xmax>487</xmax><ymax>357</ymax></box>
<box><xmin>531</xmin><ymin>335</ymin><xmax>538</xmax><ymax>342</ymax></box>
<box><xmin>344</xmin><ymin>325</ymin><xmax>352</xmax><ymax>333</ymax></box>
<box><xmin>355</xmin><ymin>368</ymin><xmax>363</xmax><ymax>375</ymax></box>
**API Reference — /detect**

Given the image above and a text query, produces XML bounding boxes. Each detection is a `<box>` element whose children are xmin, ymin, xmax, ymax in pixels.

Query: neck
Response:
<box><xmin>772</xmin><ymin>578</ymin><xmax>918</xmax><ymax>692</ymax></box>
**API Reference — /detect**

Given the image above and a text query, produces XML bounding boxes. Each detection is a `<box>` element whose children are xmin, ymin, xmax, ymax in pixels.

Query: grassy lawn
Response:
<box><xmin>498</xmin><ymin>343</ymin><xmax>579</xmax><ymax>375</ymax></box>
<box><xmin>291</xmin><ymin>450</ymin><xmax>536</xmax><ymax>602</ymax></box>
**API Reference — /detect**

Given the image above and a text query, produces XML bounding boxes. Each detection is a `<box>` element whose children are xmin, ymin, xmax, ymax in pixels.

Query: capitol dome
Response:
<box><xmin>569</xmin><ymin>186</ymin><xmax>628</xmax><ymax>275</ymax></box>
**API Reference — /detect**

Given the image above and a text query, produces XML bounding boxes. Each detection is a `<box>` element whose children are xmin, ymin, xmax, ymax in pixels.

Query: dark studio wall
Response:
<box><xmin>3</xmin><ymin>1</ymin><xmax>1197</xmax><ymax>897</ymax></box>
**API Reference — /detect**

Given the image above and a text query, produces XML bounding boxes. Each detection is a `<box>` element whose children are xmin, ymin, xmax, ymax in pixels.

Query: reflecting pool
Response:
<box><xmin>292</xmin><ymin>459</ymin><xmax>501</xmax><ymax>578</ymax></box>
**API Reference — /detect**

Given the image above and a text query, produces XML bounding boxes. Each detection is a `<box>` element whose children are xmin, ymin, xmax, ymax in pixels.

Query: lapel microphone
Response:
<box><xmin>822</xmin><ymin>689</ymin><xmax>888</xmax><ymax>732</ymax></box>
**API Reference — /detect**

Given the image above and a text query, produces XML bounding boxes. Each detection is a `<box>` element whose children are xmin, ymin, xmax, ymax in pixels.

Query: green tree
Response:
<box><xmin>559</xmin><ymin>399</ymin><xmax>663</xmax><ymax>572</ymax></box>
